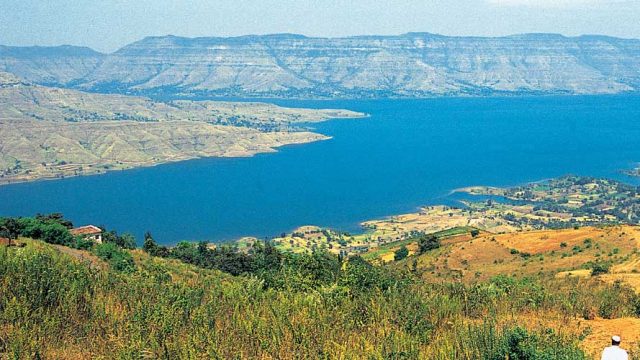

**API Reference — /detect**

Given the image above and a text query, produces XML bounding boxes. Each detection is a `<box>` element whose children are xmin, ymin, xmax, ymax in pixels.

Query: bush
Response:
<box><xmin>102</xmin><ymin>229</ymin><xmax>137</xmax><ymax>249</ymax></box>
<box><xmin>1</xmin><ymin>215</ymin><xmax>76</xmax><ymax>246</ymax></box>
<box><xmin>74</xmin><ymin>236</ymin><xmax>95</xmax><ymax>250</ymax></box>
<box><xmin>93</xmin><ymin>242</ymin><xmax>135</xmax><ymax>273</ymax></box>
<box><xmin>448</xmin><ymin>323</ymin><xmax>588</xmax><ymax>359</ymax></box>
<box><xmin>591</xmin><ymin>261</ymin><xmax>611</xmax><ymax>276</ymax></box>
<box><xmin>394</xmin><ymin>246</ymin><xmax>409</xmax><ymax>261</ymax></box>
<box><xmin>339</xmin><ymin>256</ymin><xmax>401</xmax><ymax>293</ymax></box>
<box><xmin>418</xmin><ymin>234</ymin><xmax>440</xmax><ymax>253</ymax></box>
<box><xmin>284</xmin><ymin>250</ymin><xmax>341</xmax><ymax>287</ymax></box>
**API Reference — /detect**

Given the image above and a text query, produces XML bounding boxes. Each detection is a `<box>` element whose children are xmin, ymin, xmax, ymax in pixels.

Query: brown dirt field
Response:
<box><xmin>612</xmin><ymin>253</ymin><xmax>640</xmax><ymax>273</ymax></box>
<box><xmin>441</xmin><ymin>233</ymin><xmax>475</xmax><ymax>245</ymax></box>
<box><xmin>493</xmin><ymin>227</ymin><xmax>605</xmax><ymax>254</ymax></box>
<box><xmin>600</xmin><ymin>272</ymin><xmax>640</xmax><ymax>293</ymax></box>
<box><xmin>581</xmin><ymin>317</ymin><xmax>640</xmax><ymax>358</ymax></box>
<box><xmin>422</xmin><ymin>225</ymin><xmax>640</xmax><ymax>282</ymax></box>
<box><xmin>556</xmin><ymin>269</ymin><xmax>592</xmax><ymax>278</ymax></box>
<box><xmin>433</xmin><ymin>238</ymin><xmax>515</xmax><ymax>280</ymax></box>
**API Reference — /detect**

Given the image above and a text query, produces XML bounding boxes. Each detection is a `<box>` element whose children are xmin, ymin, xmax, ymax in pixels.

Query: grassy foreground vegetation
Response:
<box><xmin>2</xmin><ymin>215</ymin><xmax>640</xmax><ymax>358</ymax></box>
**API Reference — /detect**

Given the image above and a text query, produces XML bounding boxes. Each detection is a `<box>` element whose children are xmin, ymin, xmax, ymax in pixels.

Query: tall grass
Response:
<box><xmin>1</xmin><ymin>241</ymin><xmax>633</xmax><ymax>359</ymax></box>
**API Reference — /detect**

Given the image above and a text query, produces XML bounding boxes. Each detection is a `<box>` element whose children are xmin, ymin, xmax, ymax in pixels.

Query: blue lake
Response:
<box><xmin>2</xmin><ymin>96</ymin><xmax>640</xmax><ymax>244</ymax></box>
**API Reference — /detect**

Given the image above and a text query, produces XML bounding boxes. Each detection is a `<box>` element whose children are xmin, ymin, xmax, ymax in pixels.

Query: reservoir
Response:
<box><xmin>2</xmin><ymin>96</ymin><xmax>640</xmax><ymax>244</ymax></box>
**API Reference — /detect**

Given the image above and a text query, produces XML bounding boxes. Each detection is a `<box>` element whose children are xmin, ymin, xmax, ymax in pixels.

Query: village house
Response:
<box><xmin>70</xmin><ymin>225</ymin><xmax>103</xmax><ymax>243</ymax></box>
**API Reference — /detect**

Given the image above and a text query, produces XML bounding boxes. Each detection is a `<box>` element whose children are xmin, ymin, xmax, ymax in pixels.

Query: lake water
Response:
<box><xmin>2</xmin><ymin>96</ymin><xmax>640</xmax><ymax>244</ymax></box>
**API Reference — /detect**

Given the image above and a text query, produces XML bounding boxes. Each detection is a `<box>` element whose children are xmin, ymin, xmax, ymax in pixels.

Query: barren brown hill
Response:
<box><xmin>403</xmin><ymin>225</ymin><xmax>640</xmax><ymax>289</ymax></box>
<box><xmin>0</xmin><ymin>72</ymin><xmax>363</xmax><ymax>184</ymax></box>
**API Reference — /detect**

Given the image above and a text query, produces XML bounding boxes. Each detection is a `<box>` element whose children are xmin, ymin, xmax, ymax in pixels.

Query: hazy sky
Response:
<box><xmin>1</xmin><ymin>0</ymin><xmax>639</xmax><ymax>53</ymax></box>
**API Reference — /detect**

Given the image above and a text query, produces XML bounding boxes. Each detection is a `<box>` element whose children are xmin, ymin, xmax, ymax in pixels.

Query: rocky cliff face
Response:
<box><xmin>2</xmin><ymin>33</ymin><xmax>639</xmax><ymax>97</ymax></box>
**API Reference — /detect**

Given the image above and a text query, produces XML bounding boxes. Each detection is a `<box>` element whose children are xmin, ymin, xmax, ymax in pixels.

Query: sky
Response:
<box><xmin>1</xmin><ymin>0</ymin><xmax>639</xmax><ymax>53</ymax></box>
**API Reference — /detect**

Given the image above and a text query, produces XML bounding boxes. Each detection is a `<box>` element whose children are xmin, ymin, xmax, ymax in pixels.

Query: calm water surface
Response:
<box><xmin>2</xmin><ymin>96</ymin><xmax>640</xmax><ymax>244</ymax></box>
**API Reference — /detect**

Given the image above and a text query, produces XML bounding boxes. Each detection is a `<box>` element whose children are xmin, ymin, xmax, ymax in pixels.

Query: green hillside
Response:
<box><xmin>3</xmin><ymin>215</ymin><xmax>640</xmax><ymax>359</ymax></box>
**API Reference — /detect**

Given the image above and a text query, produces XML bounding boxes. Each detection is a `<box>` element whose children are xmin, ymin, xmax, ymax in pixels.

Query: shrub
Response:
<box><xmin>102</xmin><ymin>229</ymin><xmax>137</xmax><ymax>249</ymax></box>
<box><xmin>339</xmin><ymin>256</ymin><xmax>401</xmax><ymax>293</ymax></box>
<box><xmin>591</xmin><ymin>261</ymin><xmax>611</xmax><ymax>276</ymax></box>
<box><xmin>2</xmin><ymin>216</ymin><xmax>74</xmax><ymax>246</ymax></box>
<box><xmin>93</xmin><ymin>242</ymin><xmax>135</xmax><ymax>273</ymax></box>
<box><xmin>418</xmin><ymin>234</ymin><xmax>440</xmax><ymax>253</ymax></box>
<box><xmin>447</xmin><ymin>323</ymin><xmax>588</xmax><ymax>359</ymax></box>
<box><xmin>73</xmin><ymin>236</ymin><xmax>95</xmax><ymax>250</ymax></box>
<box><xmin>394</xmin><ymin>246</ymin><xmax>409</xmax><ymax>261</ymax></box>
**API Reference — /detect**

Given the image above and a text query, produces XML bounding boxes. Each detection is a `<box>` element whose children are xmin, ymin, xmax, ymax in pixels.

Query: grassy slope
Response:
<box><xmin>401</xmin><ymin>225</ymin><xmax>640</xmax><ymax>284</ymax></box>
<box><xmin>392</xmin><ymin>225</ymin><xmax>640</xmax><ymax>357</ymax></box>
<box><xmin>2</xmin><ymin>232</ymin><xmax>640</xmax><ymax>359</ymax></box>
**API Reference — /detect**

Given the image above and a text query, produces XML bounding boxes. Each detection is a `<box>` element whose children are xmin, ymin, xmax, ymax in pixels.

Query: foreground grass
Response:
<box><xmin>4</xmin><ymin>238</ymin><xmax>637</xmax><ymax>359</ymax></box>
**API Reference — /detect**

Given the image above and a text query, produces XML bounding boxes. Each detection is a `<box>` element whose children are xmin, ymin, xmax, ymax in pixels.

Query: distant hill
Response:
<box><xmin>1</xmin><ymin>33</ymin><xmax>640</xmax><ymax>97</ymax></box>
<box><xmin>0</xmin><ymin>44</ymin><xmax>103</xmax><ymax>86</ymax></box>
<box><xmin>0</xmin><ymin>72</ymin><xmax>363</xmax><ymax>184</ymax></box>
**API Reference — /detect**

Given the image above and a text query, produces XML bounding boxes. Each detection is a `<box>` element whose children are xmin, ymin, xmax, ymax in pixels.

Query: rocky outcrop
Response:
<box><xmin>2</xmin><ymin>33</ymin><xmax>639</xmax><ymax>97</ymax></box>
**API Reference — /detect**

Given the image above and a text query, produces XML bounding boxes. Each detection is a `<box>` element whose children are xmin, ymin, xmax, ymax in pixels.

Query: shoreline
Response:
<box><xmin>0</xmin><ymin>133</ymin><xmax>333</xmax><ymax>187</ymax></box>
<box><xmin>261</xmin><ymin>175</ymin><xmax>639</xmax><ymax>259</ymax></box>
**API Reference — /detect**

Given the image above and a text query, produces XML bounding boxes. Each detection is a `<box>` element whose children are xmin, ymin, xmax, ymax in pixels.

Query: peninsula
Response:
<box><xmin>0</xmin><ymin>72</ymin><xmax>364</xmax><ymax>184</ymax></box>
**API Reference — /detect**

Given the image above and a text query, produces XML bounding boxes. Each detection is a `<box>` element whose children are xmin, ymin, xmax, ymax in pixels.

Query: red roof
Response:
<box><xmin>0</xmin><ymin>237</ymin><xmax>10</xmax><ymax>245</ymax></box>
<box><xmin>70</xmin><ymin>225</ymin><xmax>102</xmax><ymax>236</ymax></box>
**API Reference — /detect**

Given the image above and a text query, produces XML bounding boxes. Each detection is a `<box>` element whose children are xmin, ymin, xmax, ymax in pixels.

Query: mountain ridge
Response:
<box><xmin>1</xmin><ymin>32</ymin><xmax>640</xmax><ymax>98</ymax></box>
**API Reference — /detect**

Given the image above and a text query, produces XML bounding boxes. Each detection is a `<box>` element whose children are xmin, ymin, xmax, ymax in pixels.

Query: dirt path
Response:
<box><xmin>51</xmin><ymin>244</ymin><xmax>106</xmax><ymax>270</ymax></box>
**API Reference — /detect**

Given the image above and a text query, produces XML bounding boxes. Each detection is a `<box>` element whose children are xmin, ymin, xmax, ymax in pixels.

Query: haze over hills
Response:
<box><xmin>1</xmin><ymin>33</ymin><xmax>640</xmax><ymax>98</ymax></box>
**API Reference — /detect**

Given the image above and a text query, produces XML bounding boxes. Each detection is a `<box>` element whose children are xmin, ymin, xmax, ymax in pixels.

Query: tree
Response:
<box><xmin>35</xmin><ymin>213</ymin><xmax>73</xmax><ymax>228</ymax></box>
<box><xmin>41</xmin><ymin>223</ymin><xmax>73</xmax><ymax>245</ymax></box>
<box><xmin>143</xmin><ymin>231</ymin><xmax>158</xmax><ymax>254</ymax></box>
<box><xmin>171</xmin><ymin>241</ymin><xmax>200</xmax><ymax>264</ymax></box>
<box><xmin>118</xmin><ymin>233</ymin><xmax>137</xmax><ymax>249</ymax></box>
<box><xmin>0</xmin><ymin>217</ymin><xmax>21</xmax><ymax>241</ymax></box>
<box><xmin>252</xmin><ymin>241</ymin><xmax>283</xmax><ymax>272</ymax></box>
<box><xmin>418</xmin><ymin>235</ymin><xmax>440</xmax><ymax>254</ymax></box>
<box><xmin>591</xmin><ymin>261</ymin><xmax>611</xmax><ymax>276</ymax></box>
<box><xmin>94</xmin><ymin>242</ymin><xmax>135</xmax><ymax>273</ymax></box>
<box><xmin>287</xmin><ymin>250</ymin><xmax>341</xmax><ymax>286</ymax></box>
<box><xmin>394</xmin><ymin>246</ymin><xmax>409</xmax><ymax>261</ymax></box>
<box><xmin>470</xmin><ymin>229</ymin><xmax>480</xmax><ymax>238</ymax></box>
<box><xmin>340</xmin><ymin>256</ymin><xmax>399</xmax><ymax>292</ymax></box>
